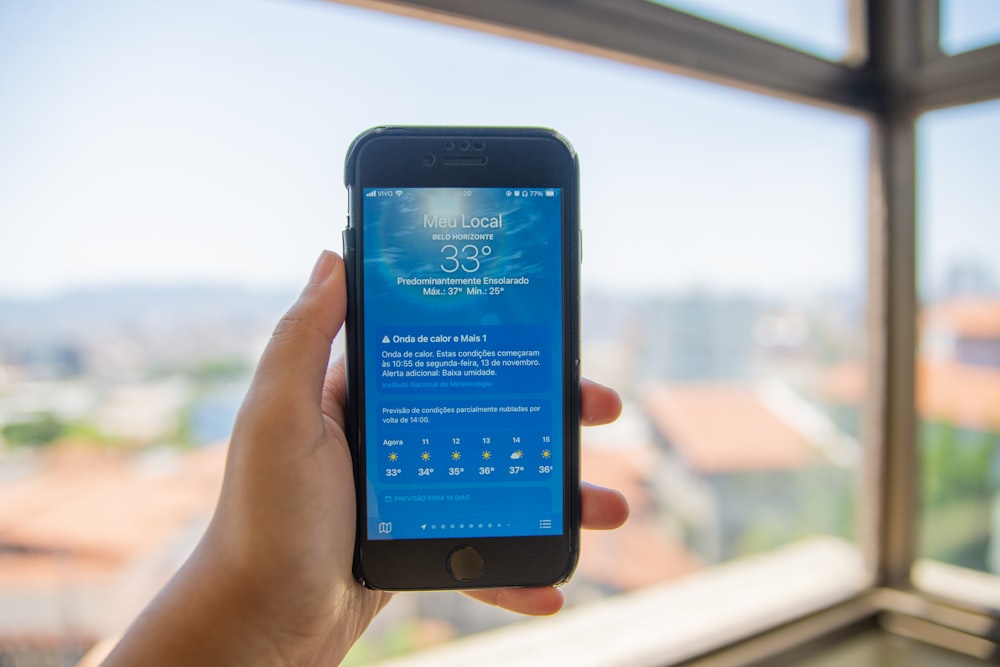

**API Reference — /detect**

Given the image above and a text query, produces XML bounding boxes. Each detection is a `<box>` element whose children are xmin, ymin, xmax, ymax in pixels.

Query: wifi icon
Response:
<box><xmin>394</xmin><ymin>190</ymin><xmax>403</xmax><ymax>197</ymax></box>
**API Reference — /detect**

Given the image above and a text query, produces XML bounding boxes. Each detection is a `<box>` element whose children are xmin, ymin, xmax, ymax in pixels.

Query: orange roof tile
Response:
<box><xmin>578</xmin><ymin>445</ymin><xmax>701</xmax><ymax>590</ymax></box>
<box><xmin>820</xmin><ymin>362</ymin><xmax>866</xmax><ymax>406</ymax></box>
<box><xmin>579</xmin><ymin>518</ymin><xmax>701</xmax><ymax>591</ymax></box>
<box><xmin>0</xmin><ymin>444</ymin><xmax>225</xmax><ymax>588</ymax></box>
<box><xmin>920</xmin><ymin>360</ymin><xmax>1000</xmax><ymax>430</ymax></box>
<box><xmin>820</xmin><ymin>360</ymin><xmax>1000</xmax><ymax>432</ymax></box>
<box><xmin>922</xmin><ymin>298</ymin><xmax>1000</xmax><ymax>338</ymax></box>
<box><xmin>642</xmin><ymin>384</ymin><xmax>816</xmax><ymax>473</ymax></box>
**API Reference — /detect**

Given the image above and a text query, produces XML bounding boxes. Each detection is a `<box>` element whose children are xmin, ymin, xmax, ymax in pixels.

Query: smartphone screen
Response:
<box><xmin>344</xmin><ymin>128</ymin><xmax>580</xmax><ymax>590</ymax></box>
<box><xmin>362</xmin><ymin>187</ymin><xmax>564</xmax><ymax>541</ymax></box>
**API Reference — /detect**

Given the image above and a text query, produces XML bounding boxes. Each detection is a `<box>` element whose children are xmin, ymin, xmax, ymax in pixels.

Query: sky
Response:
<box><xmin>920</xmin><ymin>99</ymin><xmax>1000</xmax><ymax>297</ymax></box>
<box><xmin>0</xmin><ymin>0</ymin><xmax>996</xmax><ymax>300</ymax></box>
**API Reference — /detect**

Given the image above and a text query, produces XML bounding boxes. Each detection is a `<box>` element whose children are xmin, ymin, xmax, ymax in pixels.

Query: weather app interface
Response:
<box><xmin>362</xmin><ymin>187</ymin><xmax>564</xmax><ymax>541</ymax></box>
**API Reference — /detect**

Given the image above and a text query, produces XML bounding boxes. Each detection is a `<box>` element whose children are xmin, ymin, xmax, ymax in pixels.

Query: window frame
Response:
<box><xmin>327</xmin><ymin>0</ymin><xmax>1000</xmax><ymax>661</ymax></box>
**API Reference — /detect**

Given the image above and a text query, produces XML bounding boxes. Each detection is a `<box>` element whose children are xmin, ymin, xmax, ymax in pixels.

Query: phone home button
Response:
<box><xmin>447</xmin><ymin>545</ymin><xmax>485</xmax><ymax>583</ymax></box>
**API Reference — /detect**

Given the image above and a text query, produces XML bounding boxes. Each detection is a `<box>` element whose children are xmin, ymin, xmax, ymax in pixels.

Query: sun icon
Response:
<box><xmin>420</xmin><ymin>451</ymin><xmax>431</xmax><ymax>461</ymax></box>
<box><xmin>388</xmin><ymin>452</ymin><xmax>399</xmax><ymax>462</ymax></box>
<box><xmin>541</xmin><ymin>449</ymin><xmax>551</xmax><ymax>459</ymax></box>
<box><xmin>481</xmin><ymin>450</ymin><xmax>492</xmax><ymax>460</ymax></box>
<box><xmin>451</xmin><ymin>451</ymin><xmax>461</xmax><ymax>461</ymax></box>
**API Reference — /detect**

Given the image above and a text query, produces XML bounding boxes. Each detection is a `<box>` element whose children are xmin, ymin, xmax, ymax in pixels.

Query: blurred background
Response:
<box><xmin>0</xmin><ymin>1</ymin><xmax>997</xmax><ymax>665</ymax></box>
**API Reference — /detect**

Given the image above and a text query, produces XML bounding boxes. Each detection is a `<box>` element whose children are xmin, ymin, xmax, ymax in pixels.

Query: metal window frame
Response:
<box><xmin>326</xmin><ymin>0</ymin><xmax>1000</xmax><ymax>661</ymax></box>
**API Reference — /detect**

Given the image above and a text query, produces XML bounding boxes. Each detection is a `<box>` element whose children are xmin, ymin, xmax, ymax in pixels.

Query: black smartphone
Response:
<box><xmin>342</xmin><ymin>127</ymin><xmax>581</xmax><ymax>590</ymax></box>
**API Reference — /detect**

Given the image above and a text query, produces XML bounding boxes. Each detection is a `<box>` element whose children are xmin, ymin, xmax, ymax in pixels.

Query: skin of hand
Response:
<box><xmin>102</xmin><ymin>251</ymin><xmax>629</xmax><ymax>667</ymax></box>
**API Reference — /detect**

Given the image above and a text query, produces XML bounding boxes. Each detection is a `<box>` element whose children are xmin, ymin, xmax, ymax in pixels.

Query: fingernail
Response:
<box><xmin>309</xmin><ymin>250</ymin><xmax>337</xmax><ymax>285</ymax></box>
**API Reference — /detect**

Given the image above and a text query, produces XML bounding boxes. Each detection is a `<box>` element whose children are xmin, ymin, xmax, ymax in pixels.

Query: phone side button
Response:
<box><xmin>446</xmin><ymin>545</ymin><xmax>485</xmax><ymax>583</ymax></box>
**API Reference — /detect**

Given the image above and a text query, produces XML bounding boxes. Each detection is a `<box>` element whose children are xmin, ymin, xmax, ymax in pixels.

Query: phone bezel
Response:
<box><xmin>343</xmin><ymin>127</ymin><xmax>581</xmax><ymax>590</ymax></box>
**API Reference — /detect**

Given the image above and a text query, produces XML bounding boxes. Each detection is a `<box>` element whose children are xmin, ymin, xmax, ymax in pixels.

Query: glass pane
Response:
<box><xmin>0</xmin><ymin>0</ymin><xmax>868</xmax><ymax>663</ymax></box>
<box><xmin>941</xmin><ymin>0</ymin><xmax>1000</xmax><ymax>55</ymax></box>
<box><xmin>647</xmin><ymin>0</ymin><xmax>854</xmax><ymax>62</ymax></box>
<box><xmin>917</xmin><ymin>100</ymin><xmax>1000</xmax><ymax>588</ymax></box>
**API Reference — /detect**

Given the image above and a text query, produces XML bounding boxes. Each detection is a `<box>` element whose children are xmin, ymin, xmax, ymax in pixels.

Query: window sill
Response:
<box><xmin>912</xmin><ymin>559</ymin><xmax>1000</xmax><ymax>615</ymax></box>
<box><xmin>367</xmin><ymin>537</ymin><xmax>866</xmax><ymax>667</ymax></box>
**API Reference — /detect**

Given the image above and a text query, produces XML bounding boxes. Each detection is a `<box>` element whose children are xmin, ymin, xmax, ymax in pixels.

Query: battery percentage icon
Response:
<box><xmin>544</xmin><ymin>190</ymin><xmax>556</xmax><ymax>197</ymax></box>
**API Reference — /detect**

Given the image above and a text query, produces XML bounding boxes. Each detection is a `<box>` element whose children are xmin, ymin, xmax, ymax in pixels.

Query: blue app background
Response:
<box><xmin>362</xmin><ymin>188</ymin><xmax>564</xmax><ymax>540</ymax></box>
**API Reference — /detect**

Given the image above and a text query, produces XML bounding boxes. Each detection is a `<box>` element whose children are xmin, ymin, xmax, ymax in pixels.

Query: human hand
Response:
<box><xmin>102</xmin><ymin>250</ymin><xmax>628</xmax><ymax>667</ymax></box>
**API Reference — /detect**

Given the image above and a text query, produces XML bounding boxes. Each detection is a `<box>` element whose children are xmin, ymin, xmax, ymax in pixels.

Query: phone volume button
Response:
<box><xmin>578</xmin><ymin>229</ymin><xmax>583</xmax><ymax>264</ymax></box>
<box><xmin>342</xmin><ymin>228</ymin><xmax>355</xmax><ymax>255</ymax></box>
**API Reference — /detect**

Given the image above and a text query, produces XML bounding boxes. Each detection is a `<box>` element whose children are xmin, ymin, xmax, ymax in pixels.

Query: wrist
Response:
<box><xmin>103</xmin><ymin>540</ymin><xmax>306</xmax><ymax>667</ymax></box>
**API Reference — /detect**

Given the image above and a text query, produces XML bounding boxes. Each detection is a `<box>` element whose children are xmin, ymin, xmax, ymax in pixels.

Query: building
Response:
<box><xmin>643</xmin><ymin>383</ymin><xmax>856</xmax><ymax>564</ymax></box>
<box><xmin>0</xmin><ymin>444</ymin><xmax>225</xmax><ymax>660</ymax></box>
<box><xmin>823</xmin><ymin>296</ymin><xmax>1000</xmax><ymax>574</ymax></box>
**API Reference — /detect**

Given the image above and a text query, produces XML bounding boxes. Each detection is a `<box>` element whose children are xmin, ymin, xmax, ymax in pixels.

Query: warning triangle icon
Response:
<box><xmin>382</xmin><ymin>335</ymin><xmax>391</xmax><ymax>344</ymax></box>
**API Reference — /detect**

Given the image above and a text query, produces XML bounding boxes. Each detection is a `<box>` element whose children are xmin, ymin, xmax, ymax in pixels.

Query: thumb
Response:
<box><xmin>252</xmin><ymin>251</ymin><xmax>347</xmax><ymax>408</ymax></box>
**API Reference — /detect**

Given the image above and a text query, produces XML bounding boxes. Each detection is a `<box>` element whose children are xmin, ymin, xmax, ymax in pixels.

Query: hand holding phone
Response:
<box><xmin>343</xmin><ymin>127</ymin><xmax>583</xmax><ymax>590</ymax></box>
<box><xmin>100</xmin><ymin>249</ymin><xmax>629</xmax><ymax>666</ymax></box>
